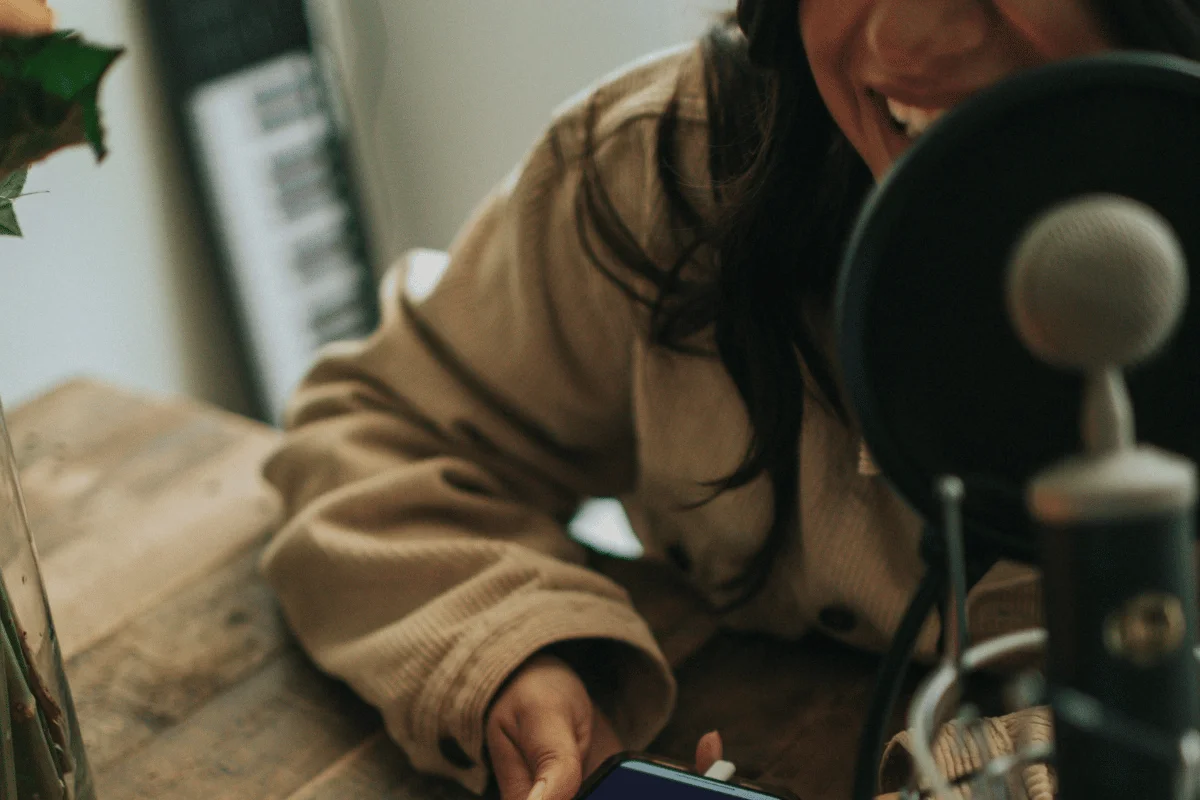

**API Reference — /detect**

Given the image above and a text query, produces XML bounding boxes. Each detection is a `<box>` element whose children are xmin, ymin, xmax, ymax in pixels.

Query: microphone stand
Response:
<box><xmin>1030</xmin><ymin>371</ymin><xmax>1200</xmax><ymax>799</ymax></box>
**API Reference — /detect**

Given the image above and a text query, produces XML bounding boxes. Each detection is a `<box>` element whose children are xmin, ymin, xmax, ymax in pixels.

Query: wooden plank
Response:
<box><xmin>94</xmin><ymin>652</ymin><xmax>381</xmax><ymax>800</ymax></box>
<box><xmin>652</xmin><ymin>632</ymin><xmax>898</xmax><ymax>800</ymax></box>
<box><xmin>7</xmin><ymin>379</ymin><xmax>283</xmax><ymax>659</ymax></box>
<box><xmin>9</xmin><ymin>380</ymin><xmax>189</xmax><ymax>556</ymax></box>
<box><xmin>9</xmin><ymin>379</ymin><xmax>271</xmax><ymax>553</ymax></box>
<box><xmin>66</xmin><ymin>548</ymin><xmax>287</xmax><ymax>771</ymax></box>
<box><xmin>282</xmin><ymin>732</ymin><xmax>470</xmax><ymax>800</ymax></box>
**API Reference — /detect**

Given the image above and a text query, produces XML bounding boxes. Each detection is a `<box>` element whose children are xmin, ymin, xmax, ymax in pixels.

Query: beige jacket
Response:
<box><xmin>260</xmin><ymin>42</ymin><xmax>1044</xmax><ymax>795</ymax></box>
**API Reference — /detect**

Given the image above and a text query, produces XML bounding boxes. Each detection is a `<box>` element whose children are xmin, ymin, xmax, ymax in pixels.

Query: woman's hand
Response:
<box><xmin>487</xmin><ymin>653</ymin><xmax>624</xmax><ymax>800</ymax></box>
<box><xmin>0</xmin><ymin>0</ymin><xmax>53</xmax><ymax>35</ymax></box>
<box><xmin>487</xmin><ymin>653</ymin><xmax>727</xmax><ymax>800</ymax></box>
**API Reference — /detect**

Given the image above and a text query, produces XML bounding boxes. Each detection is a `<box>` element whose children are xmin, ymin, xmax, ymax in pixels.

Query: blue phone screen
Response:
<box><xmin>583</xmin><ymin>760</ymin><xmax>784</xmax><ymax>800</ymax></box>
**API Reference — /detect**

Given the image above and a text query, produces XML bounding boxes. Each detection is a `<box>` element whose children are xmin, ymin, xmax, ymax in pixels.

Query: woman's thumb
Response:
<box><xmin>521</xmin><ymin>709</ymin><xmax>587</xmax><ymax>800</ymax></box>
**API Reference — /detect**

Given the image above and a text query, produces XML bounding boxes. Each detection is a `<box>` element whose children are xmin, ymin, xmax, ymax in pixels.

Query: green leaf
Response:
<box><xmin>0</xmin><ymin>31</ymin><xmax>124</xmax><ymax>171</ymax></box>
<box><xmin>0</xmin><ymin>202</ymin><xmax>23</xmax><ymax>237</ymax></box>
<box><xmin>0</xmin><ymin>169</ymin><xmax>26</xmax><ymax>202</ymax></box>
<box><xmin>17</xmin><ymin>32</ymin><xmax>123</xmax><ymax>102</ymax></box>
<box><xmin>79</xmin><ymin>86</ymin><xmax>105</xmax><ymax>159</ymax></box>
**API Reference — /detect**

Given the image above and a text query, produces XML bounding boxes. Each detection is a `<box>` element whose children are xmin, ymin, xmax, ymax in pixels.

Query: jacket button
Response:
<box><xmin>818</xmin><ymin>605</ymin><xmax>858</xmax><ymax>634</ymax></box>
<box><xmin>666</xmin><ymin>543</ymin><xmax>692</xmax><ymax>572</ymax></box>
<box><xmin>438</xmin><ymin>736</ymin><xmax>475</xmax><ymax>769</ymax></box>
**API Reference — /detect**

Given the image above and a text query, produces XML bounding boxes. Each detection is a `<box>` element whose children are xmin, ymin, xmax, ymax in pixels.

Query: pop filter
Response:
<box><xmin>836</xmin><ymin>53</ymin><xmax>1200</xmax><ymax>563</ymax></box>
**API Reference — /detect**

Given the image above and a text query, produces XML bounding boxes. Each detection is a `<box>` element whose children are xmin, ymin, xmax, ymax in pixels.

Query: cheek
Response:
<box><xmin>798</xmin><ymin>0</ymin><xmax>860</xmax><ymax>78</ymax></box>
<box><xmin>996</xmin><ymin>0</ymin><xmax>1112</xmax><ymax>57</ymax></box>
<box><xmin>799</xmin><ymin>0</ymin><xmax>887</xmax><ymax>173</ymax></box>
<box><xmin>798</xmin><ymin>0</ymin><xmax>865</xmax><ymax>131</ymax></box>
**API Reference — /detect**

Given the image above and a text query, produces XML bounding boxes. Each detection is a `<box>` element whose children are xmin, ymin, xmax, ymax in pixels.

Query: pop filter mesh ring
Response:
<box><xmin>835</xmin><ymin>52</ymin><xmax>1200</xmax><ymax>560</ymax></box>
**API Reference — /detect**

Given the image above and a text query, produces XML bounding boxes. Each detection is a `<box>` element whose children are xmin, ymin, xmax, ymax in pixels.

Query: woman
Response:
<box><xmin>260</xmin><ymin>2</ymin><xmax>1200</xmax><ymax>799</ymax></box>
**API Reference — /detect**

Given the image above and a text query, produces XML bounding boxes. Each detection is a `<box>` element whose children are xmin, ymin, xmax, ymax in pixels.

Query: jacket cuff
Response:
<box><xmin>399</xmin><ymin>591</ymin><xmax>677</xmax><ymax>794</ymax></box>
<box><xmin>879</xmin><ymin>706</ymin><xmax>1054</xmax><ymax>799</ymax></box>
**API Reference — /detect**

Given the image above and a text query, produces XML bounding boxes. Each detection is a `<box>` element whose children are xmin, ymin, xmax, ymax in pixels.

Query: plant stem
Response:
<box><xmin>3</xmin><ymin>625</ymin><xmax>61</xmax><ymax>799</ymax></box>
<box><xmin>0</xmin><ymin>571</ymin><xmax>71</xmax><ymax>796</ymax></box>
<box><xmin>0</xmin><ymin>626</ymin><xmax>17</xmax><ymax>800</ymax></box>
<box><xmin>15</xmin><ymin>626</ymin><xmax>70</xmax><ymax>777</ymax></box>
<box><xmin>0</xmin><ymin>575</ymin><xmax>70</xmax><ymax>778</ymax></box>
<box><xmin>2</xmin><ymin>627</ymin><xmax>34</xmax><ymax>723</ymax></box>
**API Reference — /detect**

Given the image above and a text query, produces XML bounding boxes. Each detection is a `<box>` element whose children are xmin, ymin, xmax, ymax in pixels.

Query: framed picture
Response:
<box><xmin>142</xmin><ymin>0</ymin><xmax>379</xmax><ymax>423</ymax></box>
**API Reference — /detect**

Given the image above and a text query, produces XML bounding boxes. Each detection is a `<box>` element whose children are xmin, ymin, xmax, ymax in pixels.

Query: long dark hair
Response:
<box><xmin>579</xmin><ymin>0</ymin><xmax>1200</xmax><ymax>609</ymax></box>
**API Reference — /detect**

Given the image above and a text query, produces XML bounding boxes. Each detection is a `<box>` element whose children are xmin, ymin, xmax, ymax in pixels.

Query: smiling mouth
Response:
<box><xmin>868</xmin><ymin>88</ymin><xmax>949</xmax><ymax>140</ymax></box>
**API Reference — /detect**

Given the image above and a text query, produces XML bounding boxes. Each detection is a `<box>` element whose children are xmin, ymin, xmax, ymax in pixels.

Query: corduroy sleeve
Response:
<box><xmin>259</xmin><ymin>48</ymin><xmax>709</xmax><ymax>795</ymax></box>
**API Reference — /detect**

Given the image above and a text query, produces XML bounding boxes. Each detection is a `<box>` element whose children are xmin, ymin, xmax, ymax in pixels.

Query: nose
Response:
<box><xmin>866</xmin><ymin>0</ymin><xmax>990</xmax><ymax>77</ymax></box>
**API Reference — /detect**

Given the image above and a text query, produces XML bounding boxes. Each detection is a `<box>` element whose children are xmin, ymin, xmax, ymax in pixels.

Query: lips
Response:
<box><xmin>866</xmin><ymin>85</ymin><xmax>971</xmax><ymax>141</ymax></box>
<box><xmin>884</xmin><ymin>97</ymin><xmax>948</xmax><ymax>138</ymax></box>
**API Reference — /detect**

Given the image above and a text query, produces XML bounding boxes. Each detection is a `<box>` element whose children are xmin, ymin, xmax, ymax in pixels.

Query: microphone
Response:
<box><xmin>1008</xmin><ymin>195</ymin><xmax>1189</xmax><ymax>458</ymax></box>
<box><xmin>1007</xmin><ymin>195</ymin><xmax>1200</xmax><ymax>800</ymax></box>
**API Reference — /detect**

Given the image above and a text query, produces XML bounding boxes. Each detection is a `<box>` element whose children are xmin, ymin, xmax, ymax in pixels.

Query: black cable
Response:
<box><xmin>851</xmin><ymin>562</ymin><xmax>948</xmax><ymax>800</ymax></box>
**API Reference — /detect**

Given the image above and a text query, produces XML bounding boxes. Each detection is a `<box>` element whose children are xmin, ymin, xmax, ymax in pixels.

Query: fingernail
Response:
<box><xmin>527</xmin><ymin>779</ymin><xmax>547</xmax><ymax>800</ymax></box>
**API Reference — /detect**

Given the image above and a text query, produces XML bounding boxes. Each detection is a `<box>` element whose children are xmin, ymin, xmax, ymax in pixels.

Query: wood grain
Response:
<box><xmin>653</xmin><ymin>632</ymin><xmax>895</xmax><ymax>800</ymax></box>
<box><xmin>65</xmin><ymin>548</ymin><xmax>287</xmax><ymax>771</ymax></box>
<box><xmin>9</xmin><ymin>379</ymin><xmax>282</xmax><ymax>659</ymax></box>
<box><xmin>94</xmin><ymin>652</ymin><xmax>380</xmax><ymax>800</ymax></box>
<box><xmin>282</xmin><ymin>732</ymin><xmax>469</xmax><ymax>800</ymax></box>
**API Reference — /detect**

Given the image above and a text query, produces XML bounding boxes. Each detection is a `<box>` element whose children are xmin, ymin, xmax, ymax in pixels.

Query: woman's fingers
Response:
<box><xmin>489</xmin><ymin>722</ymin><xmax>537</xmax><ymax>800</ymax></box>
<box><xmin>486</xmin><ymin>654</ymin><xmax>597</xmax><ymax>800</ymax></box>
<box><xmin>486</xmin><ymin>654</ymin><xmax>635</xmax><ymax>800</ymax></box>
<box><xmin>517</xmin><ymin>706</ymin><xmax>586</xmax><ymax>800</ymax></box>
<box><xmin>695</xmin><ymin>730</ymin><xmax>724</xmax><ymax>775</ymax></box>
<box><xmin>582</xmin><ymin>707</ymin><xmax>624</xmax><ymax>777</ymax></box>
<box><xmin>489</xmin><ymin>706</ymin><xmax>586</xmax><ymax>800</ymax></box>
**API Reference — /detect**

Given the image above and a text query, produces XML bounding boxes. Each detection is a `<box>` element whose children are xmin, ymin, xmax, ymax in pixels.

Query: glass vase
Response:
<box><xmin>0</xmin><ymin>398</ymin><xmax>93</xmax><ymax>799</ymax></box>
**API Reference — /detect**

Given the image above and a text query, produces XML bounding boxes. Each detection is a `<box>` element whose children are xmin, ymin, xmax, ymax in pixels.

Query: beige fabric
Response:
<box><xmin>260</xmin><ymin>42</ymin><xmax>1044</xmax><ymax>794</ymax></box>
<box><xmin>859</xmin><ymin>442</ymin><xmax>883</xmax><ymax>478</ymax></box>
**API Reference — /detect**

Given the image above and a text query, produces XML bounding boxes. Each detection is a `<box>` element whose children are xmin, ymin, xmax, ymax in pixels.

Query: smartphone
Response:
<box><xmin>576</xmin><ymin>754</ymin><xmax>798</xmax><ymax>800</ymax></box>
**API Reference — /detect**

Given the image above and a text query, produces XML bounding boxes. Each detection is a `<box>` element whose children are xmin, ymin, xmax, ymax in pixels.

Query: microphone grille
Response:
<box><xmin>1007</xmin><ymin>195</ymin><xmax>1189</xmax><ymax>371</ymax></box>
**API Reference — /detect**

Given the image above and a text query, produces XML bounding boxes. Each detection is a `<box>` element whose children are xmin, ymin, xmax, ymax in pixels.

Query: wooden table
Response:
<box><xmin>9</xmin><ymin>380</ymin><xmax>892</xmax><ymax>800</ymax></box>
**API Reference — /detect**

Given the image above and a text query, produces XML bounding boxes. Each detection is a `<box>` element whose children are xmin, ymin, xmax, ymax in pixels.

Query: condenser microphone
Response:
<box><xmin>1007</xmin><ymin>196</ymin><xmax>1187</xmax><ymax>376</ymax></box>
<box><xmin>1007</xmin><ymin>196</ymin><xmax>1199</xmax><ymax>800</ymax></box>
<box><xmin>1007</xmin><ymin>195</ymin><xmax>1189</xmax><ymax>459</ymax></box>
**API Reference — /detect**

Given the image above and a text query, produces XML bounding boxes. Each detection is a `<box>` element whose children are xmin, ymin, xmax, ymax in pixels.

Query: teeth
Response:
<box><xmin>885</xmin><ymin>97</ymin><xmax>948</xmax><ymax>139</ymax></box>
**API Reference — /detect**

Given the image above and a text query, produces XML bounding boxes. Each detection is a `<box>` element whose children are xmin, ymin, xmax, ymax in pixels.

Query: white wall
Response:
<box><xmin>311</xmin><ymin>0</ymin><xmax>734</xmax><ymax>265</ymax></box>
<box><xmin>0</xmin><ymin>0</ymin><xmax>731</xmax><ymax>414</ymax></box>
